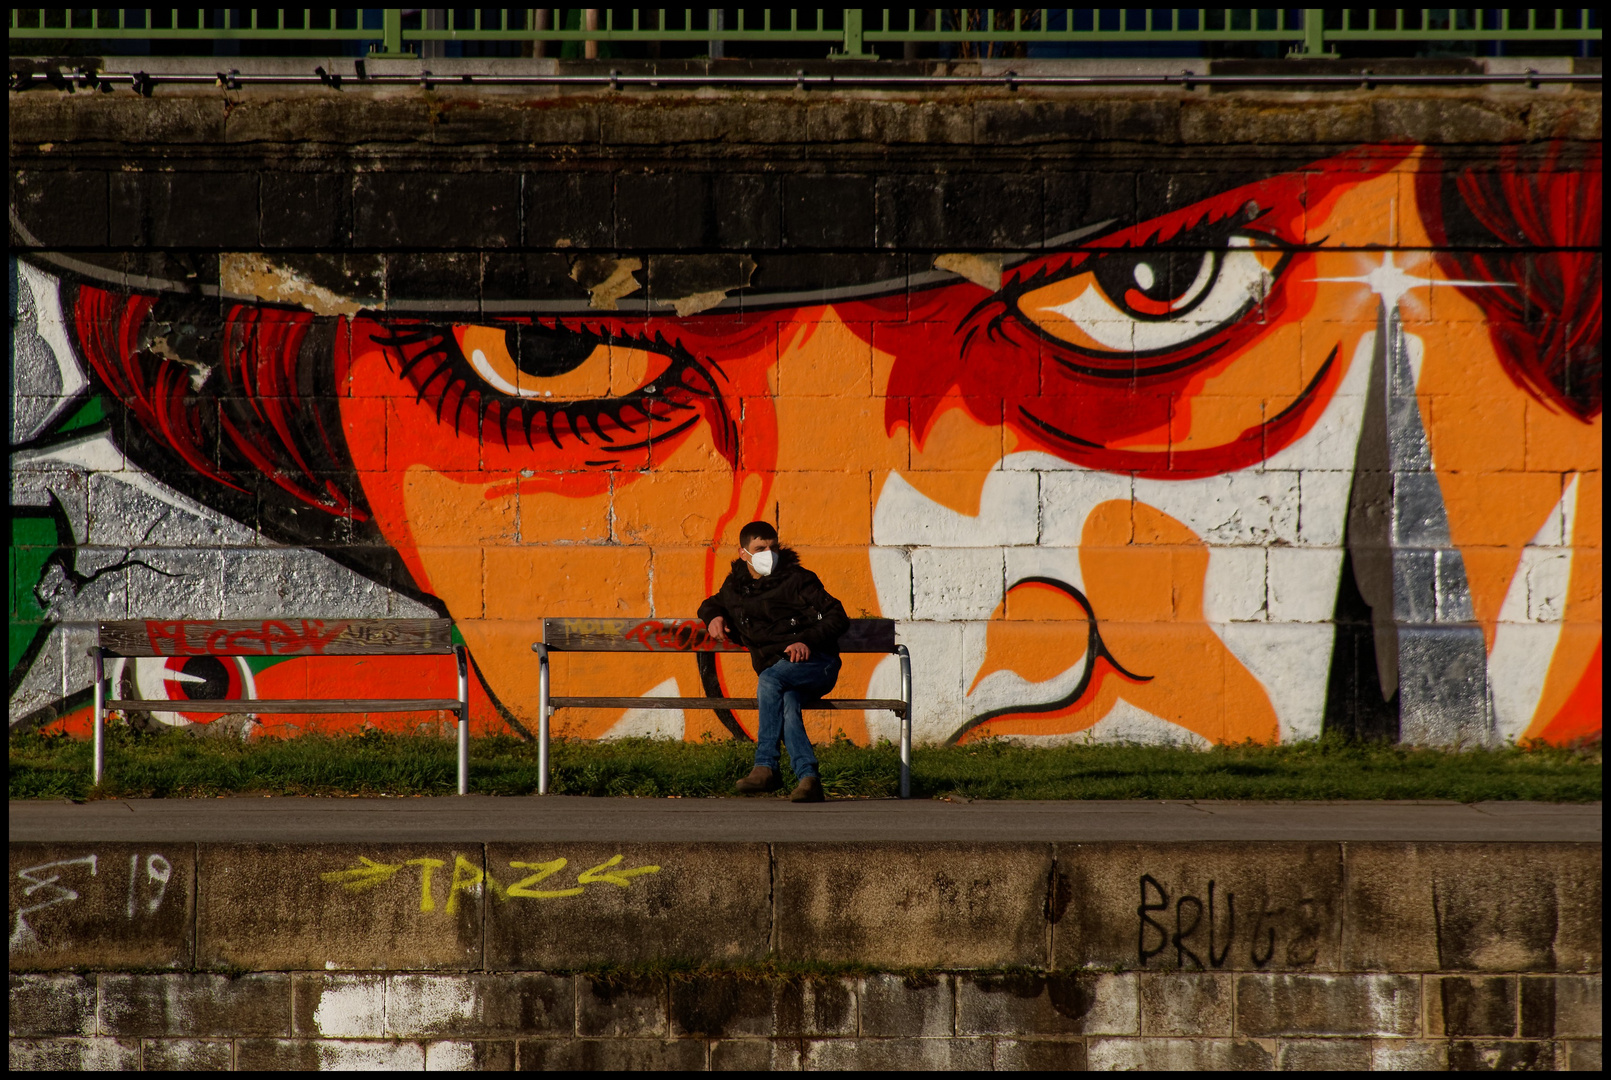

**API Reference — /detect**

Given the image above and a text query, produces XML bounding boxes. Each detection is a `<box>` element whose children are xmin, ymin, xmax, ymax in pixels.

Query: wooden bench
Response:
<box><xmin>531</xmin><ymin>617</ymin><xmax>913</xmax><ymax>798</ymax></box>
<box><xmin>92</xmin><ymin>619</ymin><xmax>471</xmax><ymax>793</ymax></box>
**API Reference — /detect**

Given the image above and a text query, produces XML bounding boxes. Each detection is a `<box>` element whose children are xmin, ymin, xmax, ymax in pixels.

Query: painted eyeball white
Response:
<box><xmin>1021</xmin><ymin>235</ymin><xmax>1284</xmax><ymax>355</ymax></box>
<box><xmin>470</xmin><ymin>347</ymin><xmax>532</xmax><ymax>397</ymax></box>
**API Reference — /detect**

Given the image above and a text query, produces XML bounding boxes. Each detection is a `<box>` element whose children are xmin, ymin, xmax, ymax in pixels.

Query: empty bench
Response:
<box><xmin>92</xmin><ymin>619</ymin><xmax>471</xmax><ymax>792</ymax></box>
<box><xmin>531</xmin><ymin>617</ymin><xmax>913</xmax><ymax>798</ymax></box>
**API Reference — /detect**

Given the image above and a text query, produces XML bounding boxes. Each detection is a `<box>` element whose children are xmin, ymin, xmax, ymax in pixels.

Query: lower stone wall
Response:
<box><xmin>10</xmin><ymin>840</ymin><xmax>1602</xmax><ymax>1069</ymax></box>
<box><xmin>9</xmin><ymin>969</ymin><xmax>1603</xmax><ymax>1071</ymax></box>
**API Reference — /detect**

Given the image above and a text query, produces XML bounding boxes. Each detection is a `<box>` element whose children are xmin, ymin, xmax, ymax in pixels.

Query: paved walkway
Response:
<box><xmin>9</xmin><ymin>797</ymin><xmax>1601</xmax><ymax>844</ymax></box>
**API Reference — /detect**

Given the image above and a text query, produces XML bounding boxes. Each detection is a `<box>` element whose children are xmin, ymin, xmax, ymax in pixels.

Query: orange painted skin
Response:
<box><xmin>325</xmin><ymin>148</ymin><xmax>1599</xmax><ymax>746</ymax></box>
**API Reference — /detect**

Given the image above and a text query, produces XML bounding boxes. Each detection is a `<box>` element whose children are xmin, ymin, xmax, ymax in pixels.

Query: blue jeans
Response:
<box><xmin>754</xmin><ymin>653</ymin><xmax>841</xmax><ymax>779</ymax></box>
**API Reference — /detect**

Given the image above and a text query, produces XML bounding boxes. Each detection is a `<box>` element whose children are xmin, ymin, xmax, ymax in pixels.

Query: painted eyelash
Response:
<box><xmin>369</xmin><ymin>322</ymin><xmax>729</xmax><ymax>455</ymax></box>
<box><xmin>959</xmin><ymin>215</ymin><xmax>1296</xmax><ymax>361</ymax></box>
<box><xmin>1004</xmin><ymin>208</ymin><xmax>1291</xmax><ymax>299</ymax></box>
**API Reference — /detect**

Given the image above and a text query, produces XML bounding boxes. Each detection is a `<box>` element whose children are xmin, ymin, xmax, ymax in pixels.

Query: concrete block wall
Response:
<box><xmin>8</xmin><ymin>840</ymin><xmax>1602</xmax><ymax>1068</ymax></box>
<box><xmin>11</xmin><ymin>968</ymin><xmax>1603</xmax><ymax>1070</ymax></box>
<box><xmin>9</xmin><ymin>78</ymin><xmax>1602</xmax><ymax>750</ymax></box>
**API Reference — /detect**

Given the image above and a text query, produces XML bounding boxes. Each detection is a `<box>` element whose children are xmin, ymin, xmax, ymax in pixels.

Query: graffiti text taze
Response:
<box><xmin>320</xmin><ymin>853</ymin><xmax>663</xmax><ymax>913</ymax></box>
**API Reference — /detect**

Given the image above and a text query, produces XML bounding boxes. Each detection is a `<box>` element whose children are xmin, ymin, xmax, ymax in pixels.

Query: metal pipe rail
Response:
<box><xmin>10</xmin><ymin>8</ymin><xmax>1602</xmax><ymax>61</ymax></box>
<box><xmin>13</xmin><ymin>69</ymin><xmax>1601</xmax><ymax>94</ymax></box>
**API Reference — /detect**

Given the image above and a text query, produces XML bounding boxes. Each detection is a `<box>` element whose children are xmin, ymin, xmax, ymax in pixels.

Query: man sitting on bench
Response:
<box><xmin>698</xmin><ymin>521</ymin><xmax>851</xmax><ymax>803</ymax></box>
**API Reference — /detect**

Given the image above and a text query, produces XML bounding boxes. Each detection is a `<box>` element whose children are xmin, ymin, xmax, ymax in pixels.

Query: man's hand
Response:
<box><xmin>785</xmin><ymin>641</ymin><xmax>811</xmax><ymax>662</ymax></box>
<box><xmin>706</xmin><ymin>616</ymin><xmax>727</xmax><ymax>641</ymax></box>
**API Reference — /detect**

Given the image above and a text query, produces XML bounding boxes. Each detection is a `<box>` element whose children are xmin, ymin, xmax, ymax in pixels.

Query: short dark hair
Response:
<box><xmin>738</xmin><ymin>520</ymin><xmax>778</xmax><ymax>547</ymax></box>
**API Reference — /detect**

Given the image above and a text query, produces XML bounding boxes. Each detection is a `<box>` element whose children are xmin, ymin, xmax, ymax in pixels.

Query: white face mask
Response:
<box><xmin>749</xmin><ymin>549</ymin><xmax>776</xmax><ymax>576</ymax></box>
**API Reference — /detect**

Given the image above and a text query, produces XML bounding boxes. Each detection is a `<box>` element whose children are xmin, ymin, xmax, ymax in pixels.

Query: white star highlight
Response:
<box><xmin>1312</xmin><ymin>251</ymin><xmax>1506</xmax><ymax>312</ymax></box>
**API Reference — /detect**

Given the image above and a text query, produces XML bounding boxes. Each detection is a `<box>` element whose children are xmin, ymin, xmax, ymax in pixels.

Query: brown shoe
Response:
<box><xmin>789</xmin><ymin>776</ymin><xmax>826</xmax><ymax>803</ymax></box>
<box><xmin>736</xmin><ymin>766</ymin><xmax>783</xmax><ymax>794</ymax></box>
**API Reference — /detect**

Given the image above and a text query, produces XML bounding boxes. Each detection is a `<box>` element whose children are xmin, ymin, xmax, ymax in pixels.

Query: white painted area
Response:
<box><xmin>14</xmin><ymin>429</ymin><xmax>128</xmax><ymax>478</ymax></box>
<box><xmin>873</xmin><ymin>469</ymin><xmax>1038</xmax><ymax>547</ymax></box>
<box><xmin>1132</xmin><ymin>470</ymin><xmax>1301</xmax><ymax>548</ymax></box>
<box><xmin>889</xmin><ymin>621</ymin><xmax>968</xmax><ymax>744</ymax></box>
<box><xmin>998</xmin><ymin>700</ymin><xmax>1211</xmax><ymax>748</ymax></box>
<box><xmin>426</xmin><ymin>1042</ymin><xmax>480</xmax><ymax>1070</ymax></box>
<box><xmin>602</xmin><ymin>678</ymin><xmax>686</xmax><ymax>740</ymax></box>
<box><xmin>1219</xmin><ymin>622</ymin><xmax>1335</xmax><ymax>742</ymax></box>
<box><xmin>1004</xmin><ymin>545</ymin><xmax>1086</xmax><ymax>597</ymax></box>
<box><xmin>911</xmin><ymin>548</ymin><xmax>1004</xmax><ymax>621</ymax></box>
<box><xmin>386</xmin><ymin>975</ymin><xmax>477</xmax><ymax>1037</ymax></box>
<box><xmin>15</xmin><ymin>261</ymin><xmax>87</xmax><ymax>436</ymax></box>
<box><xmin>1037</xmin><ymin>468</ymin><xmax>1134</xmax><ymax>546</ymax></box>
<box><xmin>1267</xmin><ymin>548</ymin><xmax>1346</xmax><ymax>623</ymax></box>
<box><xmin>469</xmin><ymin>347</ymin><xmax>525</xmax><ymax>397</ymax></box>
<box><xmin>867</xmin><ymin>546</ymin><xmax>912</xmax><ymax>619</ymax></box>
<box><xmin>311</xmin><ymin>976</ymin><xmax>386</xmax><ymax>1038</ymax></box>
<box><xmin>1490</xmin><ymin>476</ymin><xmax>1579</xmax><ymax>742</ymax></box>
<box><xmin>1203</xmin><ymin>546</ymin><xmax>1267</xmax><ymax>623</ymax></box>
<box><xmin>1294</xmin><ymin>470</ymin><xmax>1353</xmax><ymax>548</ymax></box>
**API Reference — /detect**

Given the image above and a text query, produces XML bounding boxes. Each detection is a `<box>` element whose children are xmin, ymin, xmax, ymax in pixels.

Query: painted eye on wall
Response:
<box><xmin>1016</xmin><ymin>235</ymin><xmax>1289</xmax><ymax>355</ymax></box>
<box><xmin>452</xmin><ymin>324</ymin><xmax>670</xmax><ymax>401</ymax></box>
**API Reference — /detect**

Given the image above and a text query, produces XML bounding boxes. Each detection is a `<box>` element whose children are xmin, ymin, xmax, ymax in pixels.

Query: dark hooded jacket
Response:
<box><xmin>696</xmin><ymin>547</ymin><xmax>851</xmax><ymax>673</ymax></box>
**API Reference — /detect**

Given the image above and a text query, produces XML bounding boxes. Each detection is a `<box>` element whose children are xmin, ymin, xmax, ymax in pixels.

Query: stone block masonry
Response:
<box><xmin>8</xmin><ymin>840</ymin><xmax>1601</xmax><ymax>1069</ymax></box>
<box><xmin>10</xmin><ymin>967</ymin><xmax>1602</xmax><ymax>1070</ymax></box>
<box><xmin>9</xmin><ymin>76</ymin><xmax>1601</xmax><ymax>755</ymax></box>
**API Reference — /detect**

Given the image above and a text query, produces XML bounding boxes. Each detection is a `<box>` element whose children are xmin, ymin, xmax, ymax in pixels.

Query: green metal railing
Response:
<box><xmin>9</xmin><ymin>9</ymin><xmax>1602</xmax><ymax>60</ymax></box>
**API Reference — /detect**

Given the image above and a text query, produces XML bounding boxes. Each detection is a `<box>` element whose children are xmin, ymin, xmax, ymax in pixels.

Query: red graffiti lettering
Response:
<box><xmin>145</xmin><ymin>621</ymin><xmax>202</xmax><ymax>656</ymax></box>
<box><xmin>623</xmin><ymin>619</ymin><xmax>722</xmax><ymax>652</ymax></box>
<box><xmin>224</xmin><ymin>628</ymin><xmax>269</xmax><ymax>654</ymax></box>
<box><xmin>624</xmin><ymin>621</ymin><xmax>660</xmax><ymax>648</ymax></box>
<box><xmin>275</xmin><ymin>620</ymin><xmax>348</xmax><ymax>655</ymax></box>
<box><xmin>140</xmin><ymin>619</ymin><xmax>355</xmax><ymax>656</ymax></box>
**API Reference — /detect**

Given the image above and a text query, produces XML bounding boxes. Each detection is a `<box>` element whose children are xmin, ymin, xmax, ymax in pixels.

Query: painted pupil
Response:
<box><xmin>1096</xmin><ymin>251</ymin><xmax>1215</xmax><ymax>311</ymax></box>
<box><xmin>504</xmin><ymin>325</ymin><xmax>598</xmax><ymax>378</ymax></box>
<box><xmin>176</xmin><ymin>655</ymin><xmax>231</xmax><ymax>700</ymax></box>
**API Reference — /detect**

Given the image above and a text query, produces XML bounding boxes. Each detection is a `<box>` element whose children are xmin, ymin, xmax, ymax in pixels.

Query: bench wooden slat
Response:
<box><xmin>105</xmin><ymin>699</ymin><xmax>462</xmax><ymax>713</ymax></box>
<box><xmin>99</xmin><ymin>619</ymin><xmax>454</xmax><ymax>657</ymax></box>
<box><xmin>543</xmin><ymin>617</ymin><xmax>897</xmax><ymax>653</ymax></box>
<box><xmin>551</xmin><ymin>696</ymin><xmax>908</xmax><ymax>713</ymax></box>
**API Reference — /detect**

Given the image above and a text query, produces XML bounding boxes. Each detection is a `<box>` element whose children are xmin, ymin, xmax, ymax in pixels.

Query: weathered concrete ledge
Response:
<box><xmin>9</xmin><ymin>841</ymin><xmax>1602</xmax><ymax>1069</ymax></box>
<box><xmin>10</xmin><ymin>841</ymin><xmax>1600</xmax><ymax>973</ymax></box>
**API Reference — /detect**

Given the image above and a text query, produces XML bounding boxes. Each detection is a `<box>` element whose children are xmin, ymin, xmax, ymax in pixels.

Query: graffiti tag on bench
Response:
<box><xmin>543</xmin><ymin>617</ymin><xmax>896</xmax><ymax>653</ymax></box>
<box><xmin>97</xmin><ymin>618</ymin><xmax>455</xmax><ymax>657</ymax></box>
<box><xmin>321</xmin><ymin>853</ymin><xmax>662</xmax><ymax>914</ymax></box>
<box><xmin>545</xmin><ymin>617</ymin><xmax>746</xmax><ymax>653</ymax></box>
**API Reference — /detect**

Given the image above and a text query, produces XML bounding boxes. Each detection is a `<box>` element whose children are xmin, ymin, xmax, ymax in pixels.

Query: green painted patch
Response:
<box><xmin>10</xmin><ymin>514</ymin><xmax>59</xmax><ymax>680</ymax></box>
<box><xmin>54</xmin><ymin>394</ymin><xmax>107</xmax><ymax>435</ymax></box>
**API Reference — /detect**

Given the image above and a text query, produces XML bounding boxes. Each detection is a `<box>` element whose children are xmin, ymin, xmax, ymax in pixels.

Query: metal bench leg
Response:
<box><xmin>454</xmin><ymin>645</ymin><xmax>469</xmax><ymax>796</ymax></box>
<box><xmin>92</xmin><ymin>647</ymin><xmax>106</xmax><ymax>788</ymax></box>
<box><xmin>896</xmin><ymin>644</ymin><xmax>912</xmax><ymax>800</ymax></box>
<box><xmin>534</xmin><ymin>643</ymin><xmax>551</xmax><ymax>795</ymax></box>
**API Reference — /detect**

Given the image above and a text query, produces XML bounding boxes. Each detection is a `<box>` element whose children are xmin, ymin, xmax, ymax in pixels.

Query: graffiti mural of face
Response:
<box><xmin>312</xmin><ymin>146</ymin><xmax>1595</xmax><ymax>747</ymax></box>
<box><xmin>50</xmin><ymin>144</ymin><xmax>1601</xmax><ymax>747</ymax></box>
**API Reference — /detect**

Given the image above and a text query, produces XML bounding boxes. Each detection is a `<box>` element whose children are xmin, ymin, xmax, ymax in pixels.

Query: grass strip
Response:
<box><xmin>8</xmin><ymin>725</ymin><xmax>1601</xmax><ymax>802</ymax></box>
